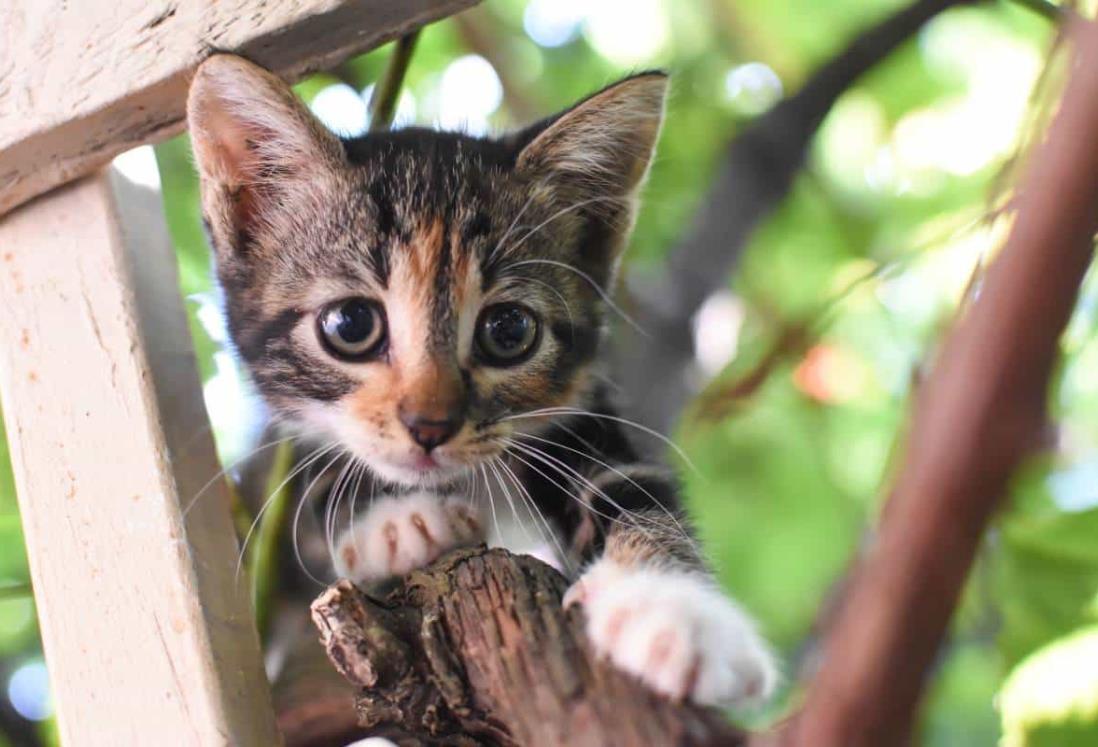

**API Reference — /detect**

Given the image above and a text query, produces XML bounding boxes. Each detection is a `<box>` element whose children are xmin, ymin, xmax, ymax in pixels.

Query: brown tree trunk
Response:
<box><xmin>311</xmin><ymin>547</ymin><xmax>746</xmax><ymax>746</ymax></box>
<box><xmin>765</xmin><ymin>17</ymin><xmax>1098</xmax><ymax>747</ymax></box>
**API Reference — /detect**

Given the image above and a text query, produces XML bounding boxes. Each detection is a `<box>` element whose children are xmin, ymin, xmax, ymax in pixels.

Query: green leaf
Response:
<box><xmin>1000</xmin><ymin>626</ymin><xmax>1098</xmax><ymax>747</ymax></box>
<box><xmin>920</xmin><ymin>643</ymin><xmax>1002</xmax><ymax>747</ymax></box>
<box><xmin>995</xmin><ymin>503</ymin><xmax>1098</xmax><ymax>668</ymax></box>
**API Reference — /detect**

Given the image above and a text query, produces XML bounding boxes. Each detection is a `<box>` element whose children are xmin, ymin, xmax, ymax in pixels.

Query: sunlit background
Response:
<box><xmin>3</xmin><ymin>0</ymin><xmax>1098</xmax><ymax>743</ymax></box>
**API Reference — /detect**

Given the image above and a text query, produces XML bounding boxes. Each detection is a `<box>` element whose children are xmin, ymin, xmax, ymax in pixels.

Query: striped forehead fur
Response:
<box><xmin>187</xmin><ymin>55</ymin><xmax>667</xmax><ymax>485</ymax></box>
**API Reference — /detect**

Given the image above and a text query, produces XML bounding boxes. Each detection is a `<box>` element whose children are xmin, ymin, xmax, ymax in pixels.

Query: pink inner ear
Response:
<box><xmin>193</xmin><ymin>101</ymin><xmax>267</xmax><ymax>189</ymax></box>
<box><xmin>189</xmin><ymin>101</ymin><xmax>271</xmax><ymax>231</ymax></box>
<box><xmin>515</xmin><ymin>73</ymin><xmax>667</xmax><ymax>197</ymax></box>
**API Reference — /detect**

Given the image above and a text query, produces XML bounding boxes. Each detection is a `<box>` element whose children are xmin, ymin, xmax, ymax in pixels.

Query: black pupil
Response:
<box><xmin>488</xmin><ymin>307</ymin><xmax>530</xmax><ymax>352</ymax></box>
<box><xmin>335</xmin><ymin>300</ymin><xmax>374</xmax><ymax>343</ymax></box>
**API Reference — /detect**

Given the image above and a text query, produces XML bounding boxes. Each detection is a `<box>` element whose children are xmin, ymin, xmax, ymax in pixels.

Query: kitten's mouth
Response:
<box><xmin>376</xmin><ymin>449</ymin><xmax>473</xmax><ymax>488</ymax></box>
<box><xmin>411</xmin><ymin>453</ymin><xmax>441</xmax><ymax>471</ymax></box>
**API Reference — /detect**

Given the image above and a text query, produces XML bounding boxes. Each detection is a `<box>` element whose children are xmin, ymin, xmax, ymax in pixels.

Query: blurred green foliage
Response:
<box><xmin>1</xmin><ymin>0</ymin><xmax>1095</xmax><ymax>743</ymax></box>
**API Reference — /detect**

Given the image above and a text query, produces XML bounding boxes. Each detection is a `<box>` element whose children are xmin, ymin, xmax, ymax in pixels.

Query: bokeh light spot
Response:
<box><xmin>523</xmin><ymin>0</ymin><xmax>584</xmax><ymax>48</ymax></box>
<box><xmin>8</xmin><ymin>660</ymin><xmax>51</xmax><ymax>722</ymax></box>
<box><xmin>584</xmin><ymin>0</ymin><xmax>669</xmax><ymax>67</ymax></box>
<box><xmin>439</xmin><ymin>55</ymin><xmax>503</xmax><ymax>136</ymax></box>
<box><xmin>311</xmin><ymin>83</ymin><xmax>369</xmax><ymax>137</ymax></box>
<box><xmin>693</xmin><ymin>291</ymin><xmax>745</xmax><ymax>377</ymax></box>
<box><xmin>724</xmin><ymin>63</ymin><xmax>783</xmax><ymax>115</ymax></box>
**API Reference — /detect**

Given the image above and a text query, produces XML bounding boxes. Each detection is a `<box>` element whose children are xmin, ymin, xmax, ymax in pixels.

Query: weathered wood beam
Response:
<box><xmin>0</xmin><ymin>172</ymin><xmax>280</xmax><ymax>744</ymax></box>
<box><xmin>0</xmin><ymin>0</ymin><xmax>477</xmax><ymax>217</ymax></box>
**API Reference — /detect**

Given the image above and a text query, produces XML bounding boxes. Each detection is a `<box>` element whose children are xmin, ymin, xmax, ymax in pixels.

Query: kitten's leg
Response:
<box><xmin>333</xmin><ymin>492</ymin><xmax>484</xmax><ymax>586</ymax></box>
<box><xmin>563</xmin><ymin>470</ymin><xmax>778</xmax><ymax>707</ymax></box>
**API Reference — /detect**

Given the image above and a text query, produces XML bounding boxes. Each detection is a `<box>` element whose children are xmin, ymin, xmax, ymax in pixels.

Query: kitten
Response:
<box><xmin>186</xmin><ymin>54</ymin><xmax>777</xmax><ymax>707</ymax></box>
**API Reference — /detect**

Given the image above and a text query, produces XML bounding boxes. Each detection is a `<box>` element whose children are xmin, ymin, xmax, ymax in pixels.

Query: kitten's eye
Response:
<box><xmin>476</xmin><ymin>304</ymin><xmax>540</xmax><ymax>366</ymax></box>
<box><xmin>317</xmin><ymin>298</ymin><xmax>386</xmax><ymax>360</ymax></box>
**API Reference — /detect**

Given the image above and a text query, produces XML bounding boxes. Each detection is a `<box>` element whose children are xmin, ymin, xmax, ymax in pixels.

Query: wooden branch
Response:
<box><xmin>311</xmin><ymin>547</ymin><xmax>745</xmax><ymax>746</ymax></box>
<box><xmin>766</xmin><ymin>18</ymin><xmax>1098</xmax><ymax>746</ymax></box>
<box><xmin>272</xmin><ymin>606</ymin><xmax>366</xmax><ymax>747</ymax></box>
<box><xmin>0</xmin><ymin>0</ymin><xmax>477</xmax><ymax>217</ymax></box>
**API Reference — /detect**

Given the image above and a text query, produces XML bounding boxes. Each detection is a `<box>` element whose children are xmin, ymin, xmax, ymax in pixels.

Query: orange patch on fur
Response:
<box><xmin>348</xmin><ymin>365</ymin><xmax>401</xmax><ymax>425</ymax></box>
<box><xmin>341</xmin><ymin>545</ymin><xmax>358</xmax><ymax>571</ymax></box>
<box><xmin>405</xmin><ymin>219</ymin><xmax>446</xmax><ymax>294</ymax></box>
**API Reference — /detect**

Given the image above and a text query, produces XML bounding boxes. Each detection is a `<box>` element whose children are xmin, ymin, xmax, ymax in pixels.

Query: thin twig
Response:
<box><xmin>250</xmin><ymin>439</ymin><xmax>295</xmax><ymax>641</ymax></box>
<box><xmin>227</xmin><ymin>474</ymin><xmax>254</xmax><ymax>540</ymax></box>
<box><xmin>0</xmin><ymin>582</ymin><xmax>31</xmax><ymax>600</ymax></box>
<box><xmin>367</xmin><ymin>32</ymin><xmax>420</xmax><ymax>132</ymax></box>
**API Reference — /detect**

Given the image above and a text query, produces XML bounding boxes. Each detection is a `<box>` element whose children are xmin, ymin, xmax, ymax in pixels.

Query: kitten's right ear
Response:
<box><xmin>187</xmin><ymin>55</ymin><xmax>344</xmax><ymax>250</ymax></box>
<box><xmin>512</xmin><ymin>72</ymin><xmax>668</xmax><ymax>204</ymax></box>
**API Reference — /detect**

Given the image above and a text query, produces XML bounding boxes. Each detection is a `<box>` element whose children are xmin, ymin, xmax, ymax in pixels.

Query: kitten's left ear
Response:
<box><xmin>186</xmin><ymin>55</ymin><xmax>345</xmax><ymax>257</ymax></box>
<box><xmin>187</xmin><ymin>54</ymin><xmax>344</xmax><ymax>189</ymax></box>
<box><xmin>514</xmin><ymin>72</ymin><xmax>668</xmax><ymax>204</ymax></box>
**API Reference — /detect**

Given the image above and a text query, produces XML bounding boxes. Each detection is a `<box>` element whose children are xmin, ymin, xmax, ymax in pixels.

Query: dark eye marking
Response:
<box><xmin>463</xmin><ymin>212</ymin><xmax>492</xmax><ymax>243</ymax></box>
<box><xmin>233</xmin><ymin>308</ymin><xmax>305</xmax><ymax>363</ymax></box>
<box><xmin>367</xmin><ymin>180</ymin><xmax>397</xmax><ymax>236</ymax></box>
<box><xmin>551</xmin><ymin>320</ymin><xmax>599</xmax><ymax>361</ymax></box>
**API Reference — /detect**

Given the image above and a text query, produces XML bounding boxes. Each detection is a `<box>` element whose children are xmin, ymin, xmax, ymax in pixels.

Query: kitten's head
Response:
<box><xmin>187</xmin><ymin>55</ymin><xmax>666</xmax><ymax>487</ymax></box>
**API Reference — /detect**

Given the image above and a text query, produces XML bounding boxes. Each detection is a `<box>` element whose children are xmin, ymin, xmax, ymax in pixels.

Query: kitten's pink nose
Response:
<box><xmin>399</xmin><ymin>411</ymin><xmax>461</xmax><ymax>452</ymax></box>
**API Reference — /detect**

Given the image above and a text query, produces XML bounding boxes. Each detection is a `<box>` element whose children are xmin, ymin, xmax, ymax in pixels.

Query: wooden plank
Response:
<box><xmin>0</xmin><ymin>171</ymin><xmax>280</xmax><ymax>745</ymax></box>
<box><xmin>0</xmin><ymin>0</ymin><xmax>477</xmax><ymax>217</ymax></box>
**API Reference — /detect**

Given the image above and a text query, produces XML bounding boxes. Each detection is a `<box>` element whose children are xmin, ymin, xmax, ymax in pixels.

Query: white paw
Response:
<box><xmin>565</xmin><ymin>560</ymin><xmax>778</xmax><ymax>707</ymax></box>
<box><xmin>333</xmin><ymin>493</ymin><xmax>484</xmax><ymax>585</ymax></box>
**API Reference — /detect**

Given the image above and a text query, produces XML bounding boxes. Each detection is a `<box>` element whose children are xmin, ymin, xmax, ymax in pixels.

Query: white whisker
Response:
<box><xmin>184</xmin><ymin>432</ymin><xmax>301</xmax><ymax>517</ymax></box>
<box><xmin>291</xmin><ymin>449</ymin><xmax>347</xmax><ymax>587</ymax></box>
<box><xmin>488</xmin><ymin>191</ymin><xmax>539</xmax><ymax>265</ymax></box>
<box><xmin>515</xmin><ymin>431</ymin><xmax>691</xmax><ymax>543</ymax></box>
<box><xmin>494</xmin><ymin>273</ymin><xmax>576</xmax><ymax>335</ymax></box>
<box><xmin>509</xmin><ymin>258</ymin><xmax>649</xmax><ymax>338</ymax></box>
<box><xmin>234</xmin><ymin>441</ymin><xmax>338</xmax><ymax>581</ymax></box>
<box><xmin>486</xmin><ymin>456</ymin><xmax>533</xmax><ymax>543</ymax></box>
<box><xmin>504</xmin><ymin>437</ymin><xmax>646</xmax><ymax>528</ymax></box>
<box><xmin>478</xmin><ymin>462</ymin><xmax>503</xmax><ymax>544</ymax></box>
<box><xmin>503</xmin><ymin>407</ymin><xmax>697</xmax><ymax>473</ymax></box>
<box><xmin>494</xmin><ymin>195</ymin><xmax>620</xmax><ymax>264</ymax></box>
<box><xmin>495</xmin><ymin>455</ymin><xmax>571</xmax><ymax>573</ymax></box>
<box><xmin>324</xmin><ymin>456</ymin><xmax>358</xmax><ymax>565</ymax></box>
<box><xmin>500</xmin><ymin>442</ymin><xmax>630</xmax><ymax>532</ymax></box>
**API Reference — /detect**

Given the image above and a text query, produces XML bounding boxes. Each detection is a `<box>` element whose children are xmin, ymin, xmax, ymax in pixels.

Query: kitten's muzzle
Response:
<box><xmin>397</xmin><ymin>361</ymin><xmax>467</xmax><ymax>453</ymax></box>
<box><xmin>399</xmin><ymin>411</ymin><xmax>462</xmax><ymax>452</ymax></box>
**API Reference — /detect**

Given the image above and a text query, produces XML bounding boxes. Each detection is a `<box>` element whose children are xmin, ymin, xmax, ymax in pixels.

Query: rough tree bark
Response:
<box><xmin>311</xmin><ymin>547</ymin><xmax>746</xmax><ymax>746</ymax></box>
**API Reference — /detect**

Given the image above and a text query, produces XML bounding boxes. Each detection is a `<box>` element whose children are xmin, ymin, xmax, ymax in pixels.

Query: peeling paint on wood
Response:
<box><xmin>0</xmin><ymin>172</ymin><xmax>280</xmax><ymax>745</ymax></box>
<box><xmin>0</xmin><ymin>0</ymin><xmax>478</xmax><ymax>216</ymax></box>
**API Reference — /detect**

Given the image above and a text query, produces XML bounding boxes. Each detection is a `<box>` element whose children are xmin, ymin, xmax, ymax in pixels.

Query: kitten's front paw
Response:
<box><xmin>333</xmin><ymin>493</ymin><xmax>484</xmax><ymax>585</ymax></box>
<box><xmin>565</xmin><ymin>560</ymin><xmax>778</xmax><ymax>707</ymax></box>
